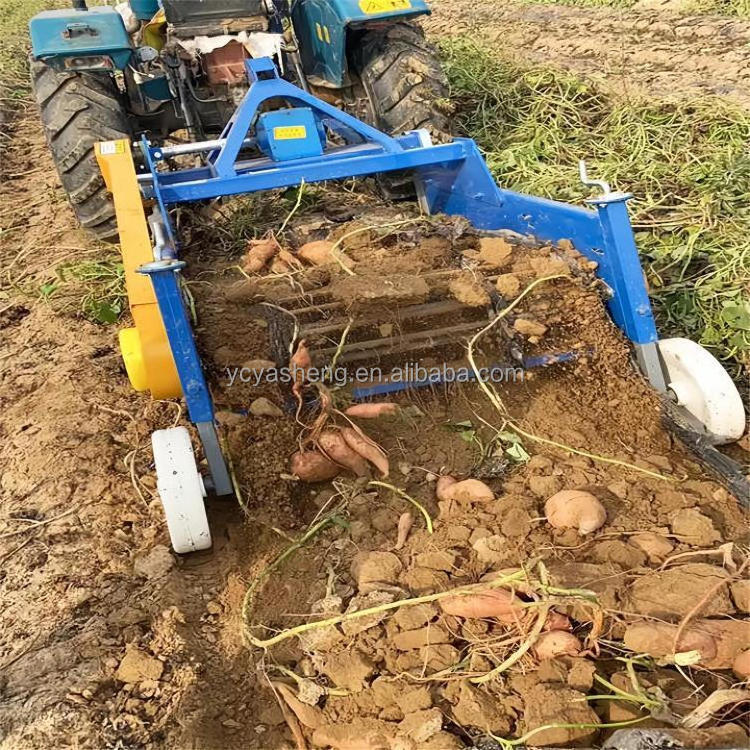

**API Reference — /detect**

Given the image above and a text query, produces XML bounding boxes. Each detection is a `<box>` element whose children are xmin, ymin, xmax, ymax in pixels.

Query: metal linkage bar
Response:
<box><xmin>137</xmin><ymin>260</ymin><xmax>233</xmax><ymax>497</ymax></box>
<box><xmin>210</xmin><ymin>56</ymin><xmax>404</xmax><ymax>179</ymax></box>
<box><xmin>148</xmin><ymin>138</ymin><xmax>468</xmax><ymax>204</ymax></box>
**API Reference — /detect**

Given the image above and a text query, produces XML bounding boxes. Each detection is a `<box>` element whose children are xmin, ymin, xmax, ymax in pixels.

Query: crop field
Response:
<box><xmin>440</xmin><ymin>38</ymin><xmax>750</xmax><ymax>371</ymax></box>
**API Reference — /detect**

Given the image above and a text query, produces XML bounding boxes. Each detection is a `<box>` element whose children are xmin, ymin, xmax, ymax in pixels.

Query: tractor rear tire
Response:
<box><xmin>30</xmin><ymin>61</ymin><xmax>132</xmax><ymax>241</ymax></box>
<box><xmin>354</xmin><ymin>22</ymin><xmax>451</xmax><ymax>142</ymax></box>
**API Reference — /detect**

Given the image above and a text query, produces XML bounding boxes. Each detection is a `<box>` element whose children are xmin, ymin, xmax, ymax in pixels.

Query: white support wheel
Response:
<box><xmin>152</xmin><ymin>427</ymin><xmax>212</xmax><ymax>554</ymax></box>
<box><xmin>657</xmin><ymin>338</ymin><xmax>746</xmax><ymax>445</ymax></box>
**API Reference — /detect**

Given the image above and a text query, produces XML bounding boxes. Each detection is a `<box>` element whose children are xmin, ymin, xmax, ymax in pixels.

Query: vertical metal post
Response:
<box><xmin>137</xmin><ymin>260</ymin><xmax>233</xmax><ymax>496</ymax></box>
<box><xmin>590</xmin><ymin>193</ymin><xmax>667</xmax><ymax>392</ymax></box>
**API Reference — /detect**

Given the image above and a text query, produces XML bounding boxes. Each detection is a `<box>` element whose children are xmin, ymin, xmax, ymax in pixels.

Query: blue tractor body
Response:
<box><xmin>27</xmin><ymin>0</ymin><xmax>449</xmax><ymax>239</ymax></box>
<box><xmin>292</xmin><ymin>0</ymin><xmax>430</xmax><ymax>86</ymax></box>
<box><xmin>29</xmin><ymin>6</ymin><xmax>133</xmax><ymax>71</ymax></box>
<box><xmin>29</xmin><ymin>0</ymin><xmax>431</xmax><ymax>85</ymax></box>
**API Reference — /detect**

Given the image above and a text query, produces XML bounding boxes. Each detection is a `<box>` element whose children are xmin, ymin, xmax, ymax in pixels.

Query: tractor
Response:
<box><xmin>28</xmin><ymin>0</ymin><xmax>450</xmax><ymax>239</ymax></box>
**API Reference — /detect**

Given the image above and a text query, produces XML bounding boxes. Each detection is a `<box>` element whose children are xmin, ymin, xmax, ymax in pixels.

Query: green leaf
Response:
<box><xmin>88</xmin><ymin>300</ymin><xmax>121</xmax><ymax>324</ymax></box>
<box><xmin>729</xmin><ymin>331</ymin><xmax>749</xmax><ymax>350</ymax></box>
<box><xmin>721</xmin><ymin>304</ymin><xmax>750</xmax><ymax>331</ymax></box>
<box><xmin>39</xmin><ymin>282</ymin><xmax>58</xmax><ymax>298</ymax></box>
<box><xmin>506</xmin><ymin>442</ymin><xmax>530</xmax><ymax>463</ymax></box>
<box><xmin>459</xmin><ymin>430</ymin><xmax>476</xmax><ymax>443</ymax></box>
<box><xmin>497</xmin><ymin>430</ymin><xmax>521</xmax><ymax>444</ymax></box>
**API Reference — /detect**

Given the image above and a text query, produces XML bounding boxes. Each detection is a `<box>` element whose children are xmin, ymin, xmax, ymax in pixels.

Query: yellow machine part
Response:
<box><xmin>95</xmin><ymin>139</ymin><xmax>182</xmax><ymax>399</ymax></box>
<box><xmin>143</xmin><ymin>8</ymin><xmax>166</xmax><ymax>51</ymax></box>
<box><xmin>118</xmin><ymin>327</ymin><xmax>149</xmax><ymax>392</ymax></box>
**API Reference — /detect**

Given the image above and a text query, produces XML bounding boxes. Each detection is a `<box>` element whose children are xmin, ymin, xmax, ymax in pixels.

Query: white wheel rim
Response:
<box><xmin>152</xmin><ymin>427</ymin><xmax>212</xmax><ymax>553</ymax></box>
<box><xmin>658</xmin><ymin>338</ymin><xmax>745</xmax><ymax>445</ymax></box>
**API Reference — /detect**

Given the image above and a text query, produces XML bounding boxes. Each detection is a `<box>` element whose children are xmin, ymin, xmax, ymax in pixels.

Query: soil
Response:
<box><xmin>198</xmin><ymin>205</ymin><xmax>749</xmax><ymax>749</ymax></box>
<box><xmin>426</xmin><ymin>0</ymin><xmax>750</xmax><ymax>106</ymax></box>
<box><xmin>1</xmin><ymin>7</ymin><xmax>750</xmax><ymax>750</ymax></box>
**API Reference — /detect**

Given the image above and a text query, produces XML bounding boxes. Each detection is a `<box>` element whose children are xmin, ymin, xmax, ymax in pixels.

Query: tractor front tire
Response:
<box><xmin>30</xmin><ymin>61</ymin><xmax>131</xmax><ymax>241</ymax></box>
<box><xmin>354</xmin><ymin>22</ymin><xmax>451</xmax><ymax>141</ymax></box>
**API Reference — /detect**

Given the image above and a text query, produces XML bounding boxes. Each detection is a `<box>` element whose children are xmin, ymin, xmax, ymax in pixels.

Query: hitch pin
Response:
<box><xmin>579</xmin><ymin>159</ymin><xmax>611</xmax><ymax>197</ymax></box>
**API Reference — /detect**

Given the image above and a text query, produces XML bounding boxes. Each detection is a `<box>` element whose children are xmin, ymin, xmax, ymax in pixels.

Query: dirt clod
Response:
<box><xmin>133</xmin><ymin>544</ymin><xmax>175</xmax><ymax>580</ymax></box>
<box><xmin>398</xmin><ymin>708</ymin><xmax>443</xmax><ymax>743</ymax></box>
<box><xmin>393</xmin><ymin>602</ymin><xmax>438</xmax><ymax>631</ymax></box>
<box><xmin>448</xmin><ymin>273</ymin><xmax>491</xmax><ymax>307</ymax></box>
<box><xmin>478</xmin><ymin>237</ymin><xmax>513</xmax><ymax>268</ymax></box>
<box><xmin>519</xmin><ymin>684</ymin><xmax>600</xmax><ymax>747</ymax></box>
<box><xmin>627</xmin><ymin>563</ymin><xmax>733</xmax><ymax>619</ymax></box>
<box><xmin>414</xmin><ymin>550</ymin><xmax>456</xmax><ymax>571</ymax></box>
<box><xmin>731</xmin><ymin>580</ymin><xmax>750</xmax><ymax>613</ymax></box>
<box><xmin>447</xmin><ymin>681</ymin><xmax>512</xmax><ymax>734</ymax></box>
<box><xmin>496</xmin><ymin>273</ymin><xmax>521</xmax><ymax>298</ymax></box>
<box><xmin>670</xmin><ymin>508</ymin><xmax>721</xmax><ymax>545</ymax></box>
<box><xmin>115</xmin><ymin>648</ymin><xmax>164</xmax><ymax>683</ymax></box>
<box><xmin>629</xmin><ymin>532</ymin><xmax>674</xmax><ymax>563</ymax></box>
<box><xmin>249</xmin><ymin>396</ymin><xmax>284</xmax><ymax>418</ymax></box>
<box><xmin>591</xmin><ymin>540</ymin><xmax>646</xmax><ymax>569</ymax></box>
<box><xmin>352</xmin><ymin>552</ymin><xmax>403</xmax><ymax>594</ymax></box>
<box><xmin>513</xmin><ymin>317</ymin><xmax>548</xmax><ymax>337</ymax></box>
<box><xmin>342</xmin><ymin>591</ymin><xmax>396</xmax><ymax>636</ymax></box>
<box><xmin>392</xmin><ymin>624</ymin><xmax>451</xmax><ymax>650</ymax></box>
<box><xmin>319</xmin><ymin>650</ymin><xmax>375</xmax><ymax>693</ymax></box>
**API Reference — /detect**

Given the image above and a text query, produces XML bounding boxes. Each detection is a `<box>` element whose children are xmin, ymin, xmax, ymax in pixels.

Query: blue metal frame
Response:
<box><xmin>137</xmin><ymin>260</ymin><xmax>233</xmax><ymax>496</ymax></box>
<box><xmin>135</xmin><ymin>57</ymin><xmax>660</xmax><ymax>489</ymax></box>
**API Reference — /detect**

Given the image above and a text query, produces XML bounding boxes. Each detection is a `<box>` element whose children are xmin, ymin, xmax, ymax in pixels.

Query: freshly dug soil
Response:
<box><xmin>180</xmin><ymin>193</ymin><xmax>749</xmax><ymax>749</ymax></box>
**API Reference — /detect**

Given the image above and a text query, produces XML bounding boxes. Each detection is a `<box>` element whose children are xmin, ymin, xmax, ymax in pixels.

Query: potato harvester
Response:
<box><xmin>95</xmin><ymin>57</ymin><xmax>747</xmax><ymax>553</ymax></box>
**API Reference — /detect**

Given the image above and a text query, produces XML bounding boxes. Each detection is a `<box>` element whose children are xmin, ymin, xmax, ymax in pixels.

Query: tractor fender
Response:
<box><xmin>29</xmin><ymin>6</ymin><xmax>133</xmax><ymax>71</ymax></box>
<box><xmin>292</xmin><ymin>0</ymin><xmax>430</xmax><ymax>88</ymax></box>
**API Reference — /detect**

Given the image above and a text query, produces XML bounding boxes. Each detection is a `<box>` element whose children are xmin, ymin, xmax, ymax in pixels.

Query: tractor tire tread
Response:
<box><xmin>351</xmin><ymin>21</ymin><xmax>451</xmax><ymax>199</ymax></box>
<box><xmin>356</xmin><ymin>22</ymin><xmax>451</xmax><ymax>138</ymax></box>
<box><xmin>30</xmin><ymin>60</ymin><xmax>131</xmax><ymax>241</ymax></box>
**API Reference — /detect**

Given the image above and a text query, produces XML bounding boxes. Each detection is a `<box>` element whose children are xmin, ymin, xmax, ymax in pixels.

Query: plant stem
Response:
<box><xmin>368</xmin><ymin>480</ymin><xmax>434</xmax><ymax>534</ymax></box>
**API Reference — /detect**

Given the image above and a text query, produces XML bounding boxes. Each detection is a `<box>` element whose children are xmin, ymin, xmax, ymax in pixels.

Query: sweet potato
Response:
<box><xmin>394</xmin><ymin>512</ymin><xmax>413</xmax><ymax>550</ymax></box>
<box><xmin>278</xmin><ymin>248</ymin><xmax>303</xmax><ymax>270</ymax></box>
<box><xmin>297</xmin><ymin>240</ymin><xmax>335</xmax><ymax>266</ymax></box>
<box><xmin>289</xmin><ymin>338</ymin><xmax>311</xmax><ymax>372</ymax></box>
<box><xmin>545</xmin><ymin>490</ymin><xmax>606</xmax><ymax>534</ymax></box>
<box><xmin>436</xmin><ymin>475</ymin><xmax>457</xmax><ymax>501</ymax></box>
<box><xmin>242</xmin><ymin>237</ymin><xmax>278</xmax><ymax>273</ymax></box>
<box><xmin>341</xmin><ymin>426</ymin><xmax>388</xmax><ymax>477</ymax></box>
<box><xmin>533</xmin><ymin>631</ymin><xmax>582</xmax><ymax>660</ymax></box>
<box><xmin>344</xmin><ymin>403</ymin><xmax>399</xmax><ymax>419</ymax></box>
<box><xmin>441</xmin><ymin>478</ymin><xmax>494</xmax><ymax>503</ymax></box>
<box><xmin>290</xmin><ymin>451</ymin><xmax>341</xmax><ymax>482</ymax></box>
<box><xmin>623</xmin><ymin>621</ymin><xmax>718</xmax><ymax>666</ymax></box>
<box><xmin>440</xmin><ymin>588</ymin><xmax>524</xmax><ymax>623</ymax></box>
<box><xmin>269</xmin><ymin>257</ymin><xmax>291</xmax><ymax>274</ymax></box>
<box><xmin>289</xmin><ymin>339</ymin><xmax>311</xmax><ymax>395</ymax></box>
<box><xmin>318</xmin><ymin>430</ymin><xmax>369</xmax><ymax>476</ymax></box>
